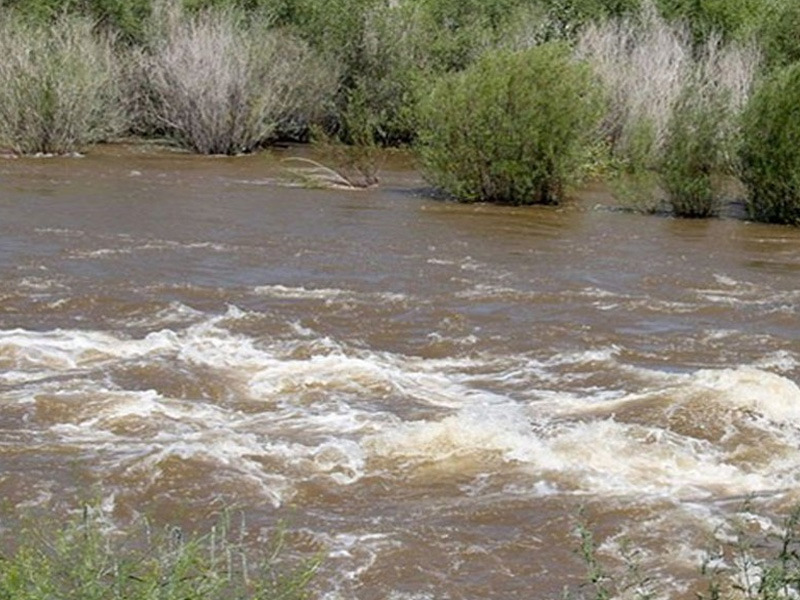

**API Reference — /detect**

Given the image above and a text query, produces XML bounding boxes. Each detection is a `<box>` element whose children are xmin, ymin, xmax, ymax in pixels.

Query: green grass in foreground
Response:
<box><xmin>0</xmin><ymin>507</ymin><xmax>320</xmax><ymax>600</ymax></box>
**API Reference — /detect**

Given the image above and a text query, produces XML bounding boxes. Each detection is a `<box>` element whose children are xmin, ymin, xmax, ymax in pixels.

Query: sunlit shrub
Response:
<box><xmin>0</xmin><ymin>11</ymin><xmax>126</xmax><ymax>155</ymax></box>
<box><xmin>416</xmin><ymin>43</ymin><xmax>603</xmax><ymax>205</ymax></box>
<box><xmin>739</xmin><ymin>63</ymin><xmax>800</xmax><ymax>225</ymax></box>
<box><xmin>138</xmin><ymin>5</ymin><xmax>336</xmax><ymax>154</ymax></box>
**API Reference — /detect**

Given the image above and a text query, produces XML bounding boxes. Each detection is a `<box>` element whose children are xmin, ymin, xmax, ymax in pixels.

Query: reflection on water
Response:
<box><xmin>1</xmin><ymin>145</ymin><xmax>799</xmax><ymax>598</ymax></box>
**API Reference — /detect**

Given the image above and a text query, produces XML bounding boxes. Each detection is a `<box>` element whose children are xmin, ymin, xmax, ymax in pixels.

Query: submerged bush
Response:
<box><xmin>416</xmin><ymin>43</ymin><xmax>602</xmax><ymax>205</ymax></box>
<box><xmin>0</xmin><ymin>11</ymin><xmax>126</xmax><ymax>154</ymax></box>
<box><xmin>138</xmin><ymin>5</ymin><xmax>336</xmax><ymax>154</ymax></box>
<box><xmin>739</xmin><ymin>63</ymin><xmax>800</xmax><ymax>225</ymax></box>
<box><xmin>0</xmin><ymin>507</ymin><xmax>320</xmax><ymax>600</ymax></box>
<box><xmin>660</xmin><ymin>86</ymin><xmax>726</xmax><ymax>217</ymax></box>
<box><xmin>573</xmin><ymin>504</ymin><xmax>800</xmax><ymax>600</ymax></box>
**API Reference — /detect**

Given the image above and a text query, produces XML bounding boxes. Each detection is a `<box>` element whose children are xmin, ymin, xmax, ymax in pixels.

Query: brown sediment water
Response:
<box><xmin>1</xmin><ymin>144</ymin><xmax>799</xmax><ymax>598</ymax></box>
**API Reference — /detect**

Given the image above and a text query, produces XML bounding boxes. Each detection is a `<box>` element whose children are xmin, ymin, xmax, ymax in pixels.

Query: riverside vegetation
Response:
<box><xmin>0</xmin><ymin>507</ymin><xmax>320</xmax><ymax>600</ymax></box>
<box><xmin>1</xmin><ymin>0</ymin><xmax>800</xmax><ymax>222</ymax></box>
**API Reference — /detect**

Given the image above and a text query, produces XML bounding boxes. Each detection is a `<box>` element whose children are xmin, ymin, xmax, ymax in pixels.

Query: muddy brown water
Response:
<box><xmin>1</xmin><ymin>144</ymin><xmax>799</xmax><ymax>599</ymax></box>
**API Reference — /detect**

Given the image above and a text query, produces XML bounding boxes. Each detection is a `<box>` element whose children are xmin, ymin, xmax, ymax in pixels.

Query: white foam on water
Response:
<box><xmin>366</xmin><ymin>402</ymin><xmax>539</xmax><ymax>468</ymax></box>
<box><xmin>696</xmin><ymin>283</ymin><xmax>799</xmax><ymax>314</ymax></box>
<box><xmin>363</xmin><ymin>366</ymin><xmax>800</xmax><ymax>499</ymax></box>
<box><xmin>544</xmin><ymin>419</ymin><xmax>773</xmax><ymax>498</ymax></box>
<box><xmin>254</xmin><ymin>284</ymin><xmax>407</xmax><ymax>304</ymax></box>
<box><xmin>574</xmin><ymin>287</ymin><xmax>699</xmax><ymax>315</ymax></box>
<box><xmin>3</xmin><ymin>308</ymin><xmax>800</xmax><ymax>510</ymax></box>
<box><xmin>68</xmin><ymin>239</ymin><xmax>234</xmax><ymax>259</ymax></box>
<box><xmin>248</xmin><ymin>351</ymin><xmax>501</xmax><ymax>410</ymax></box>
<box><xmin>118</xmin><ymin>302</ymin><xmax>205</xmax><ymax>329</ymax></box>
<box><xmin>754</xmin><ymin>350</ymin><xmax>800</xmax><ymax>373</ymax></box>
<box><xmin>713</xmin><ymin>273</ymin><xmax>740</xmax><ymax>287</ymax></box>
<box><xmin>310</xmin><ymin>440</ymin><xmax>366</xmax><ymax>485</ymax></box>
<box><xmin>689</xmin><ymin>367</ymin><xmax>800</xmax><ymax>422</ymax></box>
<box><xmin>40</xmin><ymin>387</ymin><xmax>322</xmax><ymax>506</ymax></box>
<box><xmin>364</xmin><ymin>405</ymin><xmax>788</xmax><ymax>498</ymax></box>
<box><xmin>0</xmin><ymin>328</ymin><xmax>178</xmax><ymax>383</ymax></box>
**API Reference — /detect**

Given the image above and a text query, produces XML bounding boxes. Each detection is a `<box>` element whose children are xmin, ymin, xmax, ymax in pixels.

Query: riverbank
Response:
<box><xmin>2</xmin><ymin>0</ymin><xmax>800</xmax><ymax>222</ymax></box>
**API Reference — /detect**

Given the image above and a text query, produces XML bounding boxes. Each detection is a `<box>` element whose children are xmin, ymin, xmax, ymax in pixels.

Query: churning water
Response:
<box><xmin>1</xmin><ymin>145</ymin><xmax>799</xmax><ymax>598</ymax></box>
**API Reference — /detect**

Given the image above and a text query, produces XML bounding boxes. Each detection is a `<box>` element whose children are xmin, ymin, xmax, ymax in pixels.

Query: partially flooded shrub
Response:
<box><xmin>0</xmin><ymin>11</ymin><xmax>126</xmax><ymax>155</ymax></box>
<box><xmin>739</xmin><ymin>63</ymin><xmax>800</xmax><ymax>225</ymax></box>
<box><xmin>416</xmin><ymin>43</ymin><xmax>602</xmax><ymax>205</ymax></box>
<box><xmin>139</xmin><ymin>6</ymin><xmax>336</xmax><ymax>154</ymax></box>
<box><xmin>577</xmin><ymin>3</ymin><xmax>759</xmax><ymax>214</ymax></box>
<box><xmin>659</xmin><ymin>38</ymin><xmax>757</xmax><ymax>218</ymax></box>
<box><xmin>576</xmin><ymin>4</ymin><xmax>693</xmax><ymax>166</ymax></box>
<box><xmin>660</xmin><ymin>87</ymin><xmax>725</xmax><ymax>218</ymax></box>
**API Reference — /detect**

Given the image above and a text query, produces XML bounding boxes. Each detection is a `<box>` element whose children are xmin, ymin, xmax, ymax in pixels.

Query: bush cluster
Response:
<box><xmin>577</xmin><ymin>4</ymin><xmax>760</xmax><ymax>217</ymax></box>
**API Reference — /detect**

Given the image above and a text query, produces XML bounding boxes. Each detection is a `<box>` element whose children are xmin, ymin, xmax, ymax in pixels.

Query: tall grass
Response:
<box><xmin>137</xmin><ymin>3</ymin><xmax>336</xmax><ymax>154</ymax></box>
<box><xmin>0</xmin><ymin>10</ymin><xmax>126</xmax><ymax>155</ymax></box>
<box><xmin>0</xmin><ymin>506</ymin><xmax>320</xmax><ymax>600</ymax></box>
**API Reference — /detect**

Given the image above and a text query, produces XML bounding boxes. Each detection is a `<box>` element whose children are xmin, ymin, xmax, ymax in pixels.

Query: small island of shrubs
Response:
<box><xmin>1</xmin><ymin>0</ymin><xmax>800</xmax><ymax>224</ymax></box>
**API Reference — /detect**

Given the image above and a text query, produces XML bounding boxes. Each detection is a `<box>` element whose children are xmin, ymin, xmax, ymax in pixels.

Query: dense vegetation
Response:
<box><xmin>1</xmin><ymin>0</ymin><xmax>799</xmax><ymax>223</ymax></box>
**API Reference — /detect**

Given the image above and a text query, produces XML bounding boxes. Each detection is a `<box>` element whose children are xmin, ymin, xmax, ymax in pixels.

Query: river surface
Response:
<box><xmin>1</xmin><ymin>145</ymin><xmax>799</xmax><ymax>599</ymax></box>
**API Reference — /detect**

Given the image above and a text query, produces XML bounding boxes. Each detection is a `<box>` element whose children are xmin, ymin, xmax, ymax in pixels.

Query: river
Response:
<box><xmin>1</xmin><ymin>144</ymin><xmax>799</xmax><ymax>599</ymax></box>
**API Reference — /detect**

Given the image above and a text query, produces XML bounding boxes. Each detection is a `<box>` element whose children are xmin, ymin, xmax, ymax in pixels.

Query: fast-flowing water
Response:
<box><xmin>1</xmin><ymin>145</ymin><xmax>799</xmax><ymax>598</ymax></box>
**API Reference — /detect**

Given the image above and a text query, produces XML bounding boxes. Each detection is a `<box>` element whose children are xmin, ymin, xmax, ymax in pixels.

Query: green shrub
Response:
<box><xmin>659</xmin><ymin>83</ymin><xmax>733</xmax><ymax>218</ymax></box>
<box><xmin>279</xmin><ymin>0</ymin><xmax>503</xmax><ymax>146</ymax></box>
<box><xmin>416</xmin><ymin>43</ymin><xmax>603</xmax><ymax>205</ymax></box>
<box><xmin>655</xmin><ymin>0</ymin><xmax>763</xmax><ymax>44</ymax></box>
<box><xmin>540</xmin><ymin>0</ymin><xmax>641</xmax><ymax>37</ymax></box>
<box><xmin>0</xmin><ymin>0</ymin><xmax>151</xmax><ymax>42</ymax></box>
<box><xmin>739</xmin><ymin>62</ymin><xmax>800</xmax><ymax>225</ymax></box>
<box><xmin>0</xmin><ymin>507</ymin><xmax>320</xmax><ymax>600</ymax></box>
<box><xmin>138</xmin><ymin>5</ymin><xmax>336</xmax><ymax>154</ymax></box>
<box><xmin>0</xmin><ymin>11</ymin><xmax>126</xmax><ymax>154</ymax></box>
<box><xmin>660</xmin><ymin>91</ymin><xmax>722</xmax><ymax>218</ymax></box>
<box><xmin>757</xmin><ymin>0</ymin><xmax>800</xmax><ymax>70</ymax></box>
